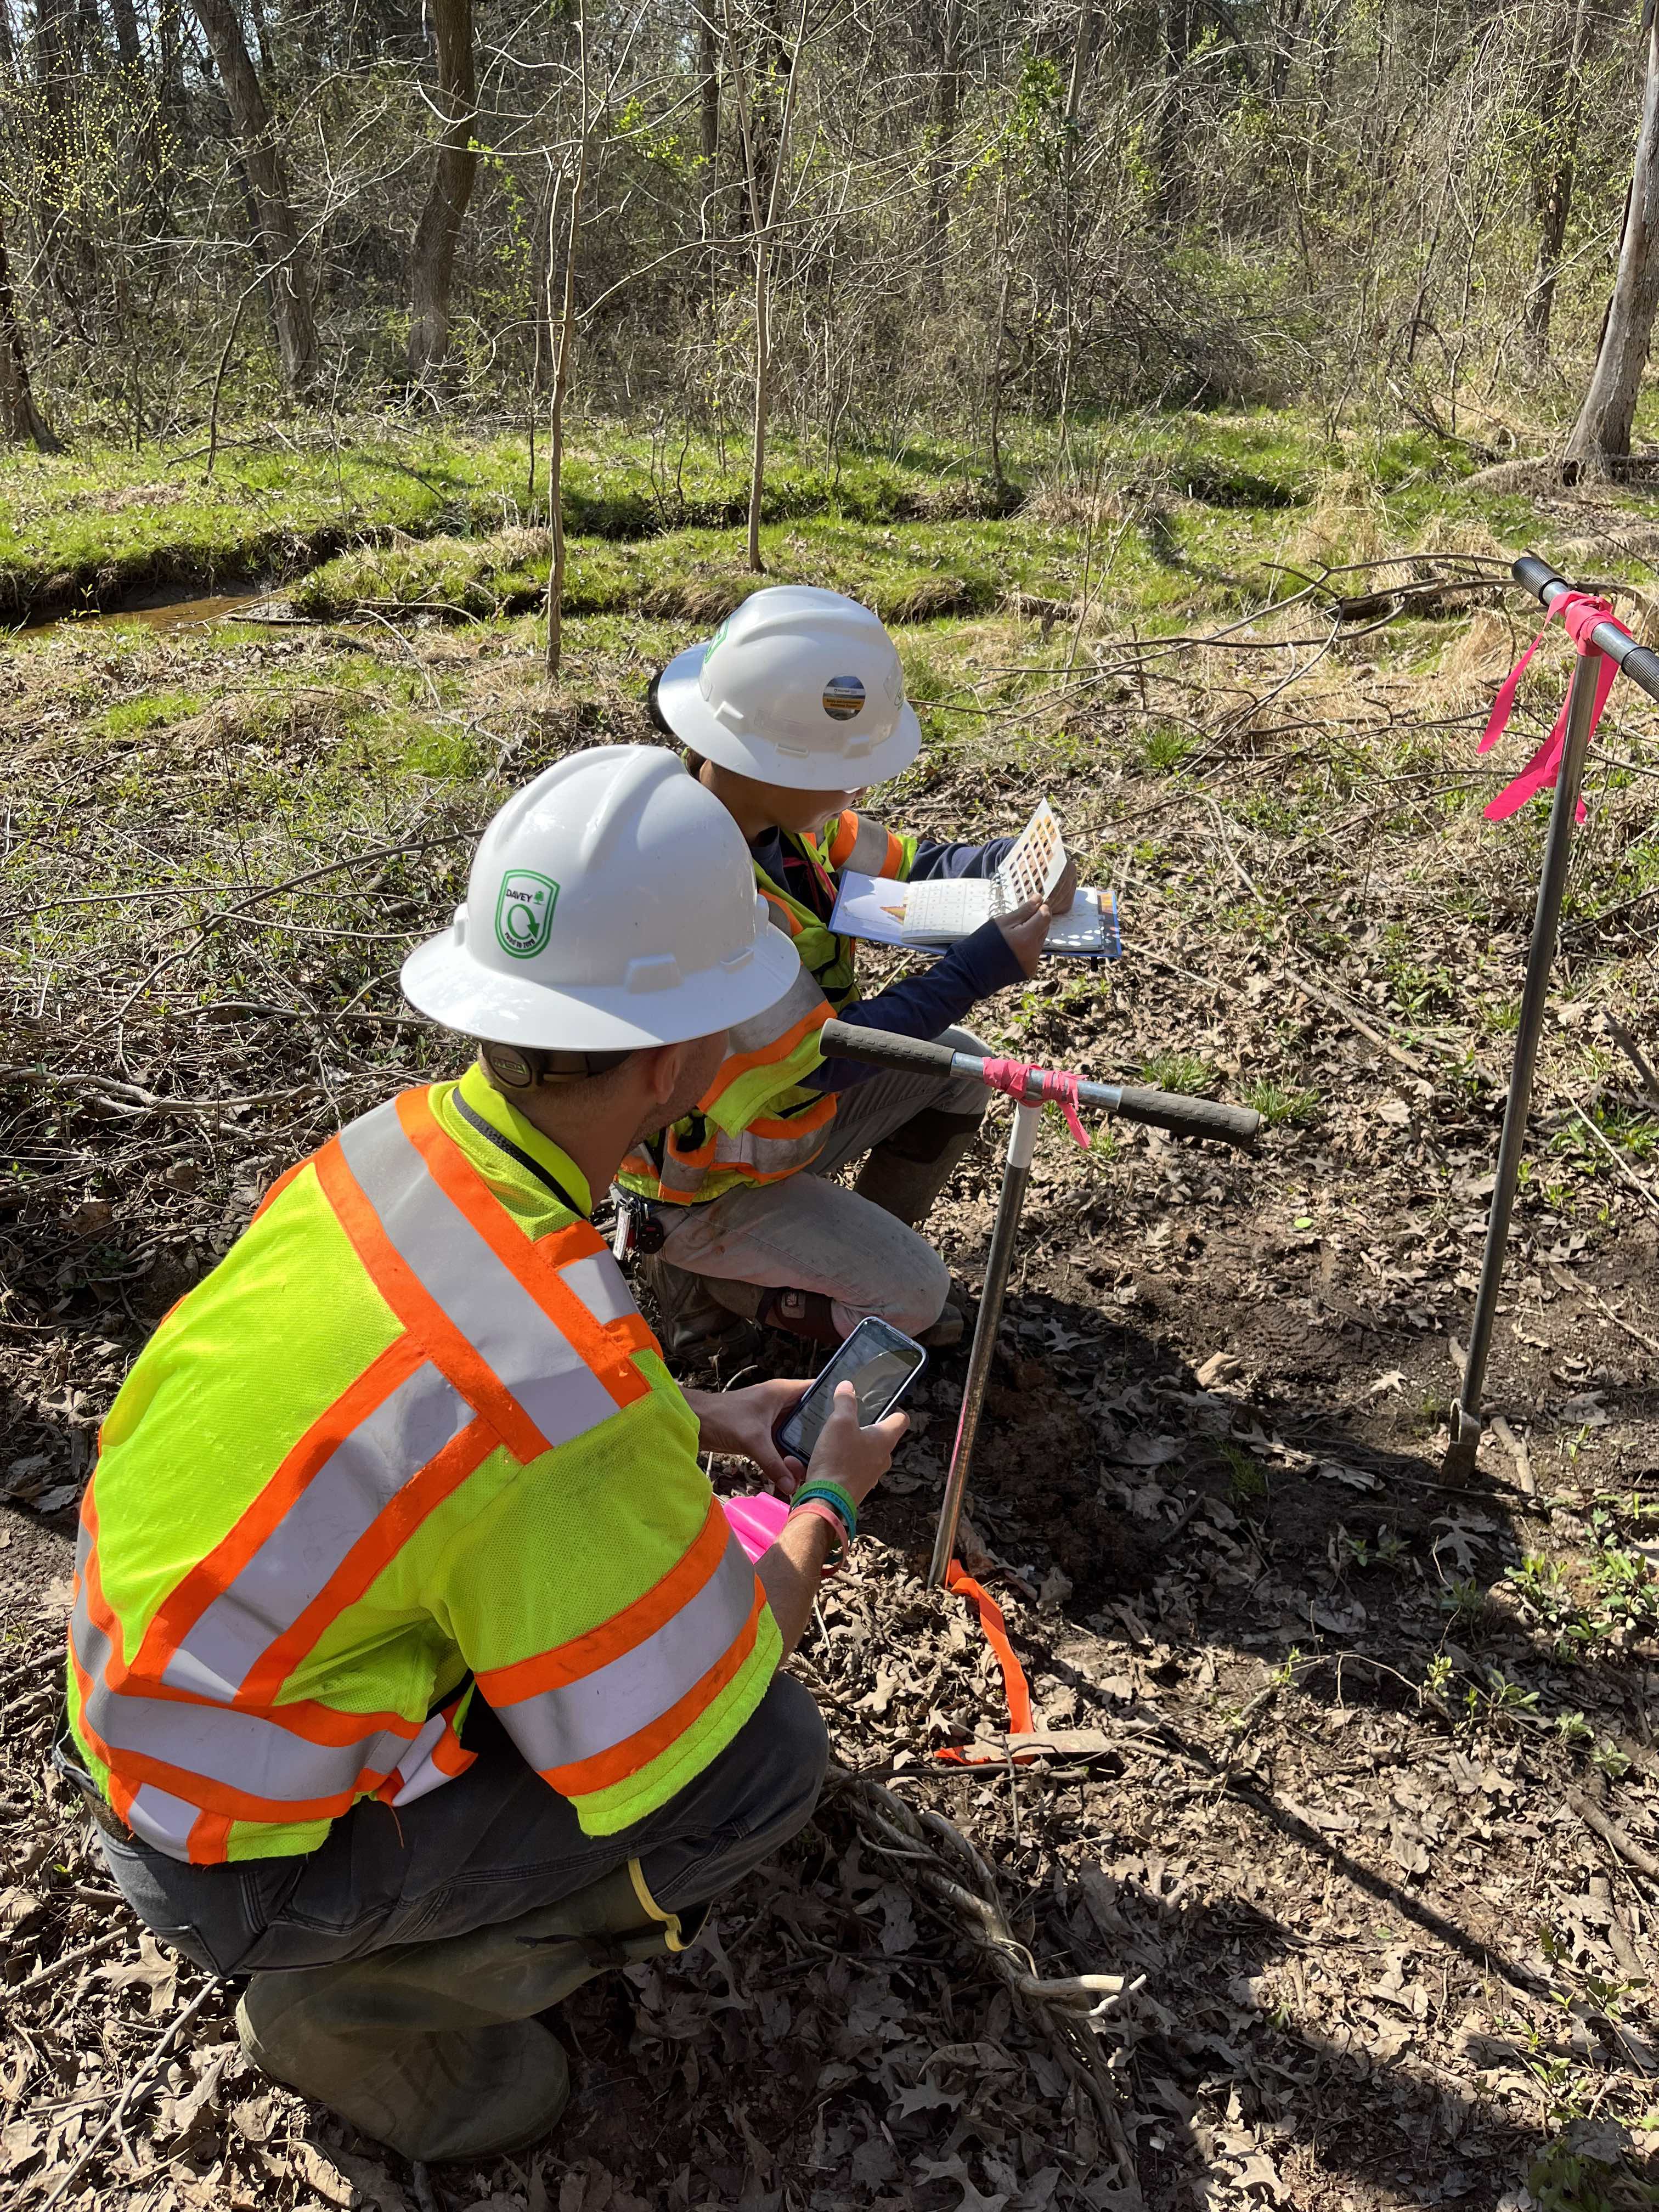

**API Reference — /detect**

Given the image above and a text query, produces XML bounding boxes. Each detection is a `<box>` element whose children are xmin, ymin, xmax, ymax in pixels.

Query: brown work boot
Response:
<box><xmin>236</xmin><ymin>1860</ymin><xmax>704</xmax><ymax>2163</ymax></box>
<box><xmin>918</xmin><ymin>1280</ymin><xmax>969</xmax><ymax>1350</ymax></box>
<box><xmin>637</xmin><ymin>1254</ymin><xmax>748</xmax><ymax>1355</ymax></box>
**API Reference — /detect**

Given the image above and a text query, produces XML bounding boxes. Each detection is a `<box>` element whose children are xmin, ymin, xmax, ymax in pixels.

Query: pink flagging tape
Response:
<box><xmin>1480</xmin><ymin>590</ymin><xmax>1628</xmax><ymax>824</ymax></box>
<box><xmin>979</xmin><ymin>1056</ymin><xmax>1091</xmax><ymax>1147</ymax></box>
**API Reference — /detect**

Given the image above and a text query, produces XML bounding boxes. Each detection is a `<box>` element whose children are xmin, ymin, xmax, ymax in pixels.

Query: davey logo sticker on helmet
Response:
<box><xmin>822</xmin><ymin>674</ymin><xmax>866</xmax><ymax>721</ymax></box>
<box><xmin>495</xmin><ymin>870</ymin><xmax>559</xmax><ymax>959</ymax></box>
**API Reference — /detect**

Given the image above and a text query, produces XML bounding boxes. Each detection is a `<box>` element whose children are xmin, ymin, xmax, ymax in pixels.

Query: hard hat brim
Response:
<box><xmin>654</xmin><ymin>642</ymin><xmax>923</xmax><ymax>791</ymax></box>
<box><xmin>399</xmin><ymin>914</ymin><xmax>803</xmax><ymax>1052</ymax></box>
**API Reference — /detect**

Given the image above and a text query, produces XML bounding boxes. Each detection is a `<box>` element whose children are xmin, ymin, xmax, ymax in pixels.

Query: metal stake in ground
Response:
<box><xmin>927</xmin><ymin>1097</ymin><xmax>1042</xmax><ymax>1589</ymax></box>
<box><xmin>1443</xmin><ymin>640</ymin><xmax>1604</xmax><ymax>1482</ymax></box>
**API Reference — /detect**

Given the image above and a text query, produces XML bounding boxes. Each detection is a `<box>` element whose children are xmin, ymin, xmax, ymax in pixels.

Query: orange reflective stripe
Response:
<box><xmin>77</xmin><ymin>1484</ymin><xmax>435</xmax><ymax>1749</ymax></box>
<box><xmin>188</xmin><ymin>1810</ymin><xmax>233</xmax><ymax>1864</ymax></box>
<box><xmin>69</xmin><ymin>1632</ymin><xmax>386</xmax><ymax>1826</ymax></box>
<box><xmin>315</xmin><ymin>1135</ymin><xmax>545</xmax><ymax>1463</ymax></box>
<box><xmin>252</xmin><ymin>1158</ymin><xmax>306</xmax><ymax>1224</ymax></box>
<box><xmin>235</xmin><ymin>1417</ymin><xmax>497</xmax><ymax>1705</ymax></box>
<box><xmin>129</xmin><ymin>1336</ymin><xmax>425</xmax><ymax>1685</ymax></box>
<box><xmin>761</xmin><ymin>890</ymin><xmax>804</xmax><ymax>938</ymax></box>
<box><xmin>700</xmin><ymin>1001</ymin><xmax>830</xmax><ymax>1101</ymax></box>
<box><xmin>827</xmin><ymin>810</ymin><xmax>861</xmax><ymax>866</ymax></box>
<box><xmin>477</xmin><ymin>1494</ymin><xmax>729</xmax><ymax>1704</ymax></box>
<box><xmin>882</xmin><ymin>828</ymin><xmax>906</xmax><ymax>877</ymax></box>
<box><xmin>665</xmin><ymin>1127</ymin><xmax>718</xmax><ymax>1169</ymax></box>
<box><xmin>746</xmin><ymin>1093</ymin><xmax>837</xmax><ymax>1141</ymax></box>
<box><xmin>397</xmin><ymin>1090</ymin><xmax>650</xmax><ymax>1413</ymax></box>
<box><xmin>540</xmin><ymin>1583</ymin><xmax>766</xmax><ymax>1798</ymax></box>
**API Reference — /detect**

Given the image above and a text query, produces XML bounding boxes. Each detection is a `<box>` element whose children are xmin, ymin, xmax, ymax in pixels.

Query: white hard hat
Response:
<box><xmin>400</xmin><ymin>746</ymin><xmax>800</xmax><ymax>1050</ymax></box>
<box><xmin>654</xmin><ymin>585</ymin><xmax>922</xmax><ymax>791</ymax></box>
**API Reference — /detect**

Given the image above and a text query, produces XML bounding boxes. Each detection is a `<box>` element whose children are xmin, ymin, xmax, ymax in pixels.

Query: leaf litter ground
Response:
<box><xmin>4</xmin><ymin>490</ymin><xmax>1659</xmax><ymax>2212</ymax></box>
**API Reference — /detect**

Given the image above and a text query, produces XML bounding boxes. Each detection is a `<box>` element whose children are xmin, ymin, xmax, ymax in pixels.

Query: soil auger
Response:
<box><xmin>818</xmin><ymin>1019</ymin><xmax>1260</xmax><ymax>1585</ymax></box>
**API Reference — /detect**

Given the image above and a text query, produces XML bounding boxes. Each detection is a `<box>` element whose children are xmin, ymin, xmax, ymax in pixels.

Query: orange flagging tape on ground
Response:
<box><xmin>935</xmin><ymin>1560</ymin><xmax>1034</xmax><ymax>1762</ymax></box>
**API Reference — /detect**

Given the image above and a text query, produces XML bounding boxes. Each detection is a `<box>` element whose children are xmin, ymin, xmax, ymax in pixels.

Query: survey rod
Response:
<box><xmin>819</xmin><ymin>1020</ymin><xmax>1259</xmax><ymax>1584</ymax></box>
<box><xmin>1444</xmin><ymin>554</ymin><xmax>1659</xmax><ymax>1481</ymax></box>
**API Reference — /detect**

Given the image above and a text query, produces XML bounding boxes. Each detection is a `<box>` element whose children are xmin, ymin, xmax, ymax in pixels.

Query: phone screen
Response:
<box><xmin>781</xmin><ymin>1323</ymin><xmax>926</xmax><ymax>1460</ymax></box>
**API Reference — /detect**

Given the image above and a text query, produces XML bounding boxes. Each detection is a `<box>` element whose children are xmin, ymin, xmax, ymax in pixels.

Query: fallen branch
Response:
<box><xmin>831</xmin><ymin>1768</ymin><xmax>1146</xmax><ymax>2205</ymax></box>
<box><xmin>31</xmin><ymin>1976</ymin><xmax>222</xmax><ymax>2211</ymax></box>
<box><xmin>1570</xmin><ymin>1790</ymin><xmax>1659</xmax><ymax>1882</ymax></box>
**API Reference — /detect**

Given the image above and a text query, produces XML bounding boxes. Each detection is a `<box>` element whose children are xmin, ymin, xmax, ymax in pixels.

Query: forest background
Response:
<box><xmin>0</xmin><ymin>0</ymin><xmax>1649</xmax><ymax>472</ymax></box>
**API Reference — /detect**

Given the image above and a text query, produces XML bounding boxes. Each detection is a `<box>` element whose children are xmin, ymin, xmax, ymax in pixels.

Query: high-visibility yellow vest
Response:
<box><xmin>67</xmin><ymin>1065</ymin><xmax>781</xmax><ymax>1865</ymax></box>
<box><xmin>618</xmin><ymin>809</ymin><xmax>918</xmax><ymax>1207</ymax></box>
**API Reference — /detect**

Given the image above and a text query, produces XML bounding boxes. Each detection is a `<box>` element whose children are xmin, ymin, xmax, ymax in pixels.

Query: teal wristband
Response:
<box><xmin>792</xmin><ymin>1482</ymin><xmax>856</xmax><ymax>1542</ymax></box>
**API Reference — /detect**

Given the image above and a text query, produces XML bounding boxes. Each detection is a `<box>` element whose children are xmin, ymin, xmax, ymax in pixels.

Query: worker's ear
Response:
<box><xmin>637</xmin><ymin>1041</ymin><xmax>692</xmax><ymax>1105</ymax></box>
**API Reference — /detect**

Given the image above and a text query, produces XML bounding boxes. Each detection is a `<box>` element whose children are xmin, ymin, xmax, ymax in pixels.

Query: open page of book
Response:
<box><xmin>827</xmin><ymin>874</ymin><xmax>1120</xmax><ymax>960</ymax></box>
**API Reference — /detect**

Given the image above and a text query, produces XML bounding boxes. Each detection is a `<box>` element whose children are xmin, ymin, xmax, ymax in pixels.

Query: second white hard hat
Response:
<box><xmin>654</xmin><ymin>585</ymin><xmax>922</xmax><ymax>790</ymax></box>
<box><xmin>400</xmin><ymin>746</ymin><xmax>800</xmax><ymax>1049</ymax></box>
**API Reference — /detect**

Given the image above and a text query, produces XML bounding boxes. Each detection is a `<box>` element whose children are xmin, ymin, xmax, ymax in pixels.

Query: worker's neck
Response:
<box><xmin>699</xmin><ymin>759</ymin><xmax>778</xmax><ymax>843</ymax></box>
<box><xmin>496</xmin><ymin>1086</ymin><xmax>630</xmax><ymax>1214</ymax></box>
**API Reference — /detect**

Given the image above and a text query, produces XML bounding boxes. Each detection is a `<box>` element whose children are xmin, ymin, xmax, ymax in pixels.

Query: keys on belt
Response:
<box><xmin>610</xmin><ymin>1191</ymin><xmax>667</xmax><ymax>1260</ymax></box>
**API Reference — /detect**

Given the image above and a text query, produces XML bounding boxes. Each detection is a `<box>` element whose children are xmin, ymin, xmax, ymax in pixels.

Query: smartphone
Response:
<box><xmin>772</xmin><ymin>1317</ymin><xmax>928</xmax><ymax>1464</ymax></box>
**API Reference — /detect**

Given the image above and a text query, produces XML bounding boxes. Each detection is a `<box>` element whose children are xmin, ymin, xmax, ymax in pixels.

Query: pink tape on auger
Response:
<box><xmin>1479</xmin><ymin>590</ymin><xmax>1628</xmax><ymax>825</ymax></box>
<box><xmin>979</xmin><ymin>1057</ymin><xmax>1091</xmax><ymax>1148</ymax></box>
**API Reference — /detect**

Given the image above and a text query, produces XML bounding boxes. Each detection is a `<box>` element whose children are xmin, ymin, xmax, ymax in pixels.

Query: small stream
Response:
<box><xmin>12</xmin><ymin>583</ymin><xmax>273</xmax><ymax>640</ymax></box>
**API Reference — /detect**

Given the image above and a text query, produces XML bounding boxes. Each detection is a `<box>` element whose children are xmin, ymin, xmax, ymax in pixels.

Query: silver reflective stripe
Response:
<box><xmin>844</xmin><ymin>814</ymin><xmax>894</xmax><ymax>873</ymax></box>
<box><xmin>83</xmin><ymin>1665</ymin><xmax>412</xmax><ymax>1806</ymax></box>
<box><xmin>723</xmin><ymin>964</ymin><xmax>824</xmax><ymax>1062</ymax></box>
<box><xmin>496</xmin><ymin>1533</ymin><xmax>758</xmax><ymax>1774</ymax></box>
<box><xmin>71</xmin><ymin>1582</ymin><xmax>116</xmax><ymax>1696</ymax></box>
<box><xmin>126</xmin><ymin>1783</ymin><xmax>202</xmax><ymax>1855</ymax></box>
<box><xmin>390</xmin><ymin>1712</ymin><xmax>458</xmax><ymax>1807</ymax></box>
<box><xmin>75</xmin><ymin>1575</ymin><xmax>411</xmax><ymax>1821</ymax></box>
<box><xmin>558</xmin><ymin>1251</ymin><xmax>636</xmax><ymax>1327</ymax></box>
<box><xmin>337</xmin><ymin>1101</ymin><xmax>617</xmax><ymax>1451</ymax></box>
<box><xmin>161</xmin><ymin>1365</ymin><xmax>471</xmax><ymax>1703</ymax></box>
<box><xmin>656</xmin><ymin>1111</ymin><xmax>833</xmax><ymax>1198</ymax></box>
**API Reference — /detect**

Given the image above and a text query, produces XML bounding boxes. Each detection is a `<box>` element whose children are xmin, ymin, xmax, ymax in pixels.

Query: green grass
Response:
<box><xmin>10</xmin><ymin>396</ymin><xmax>1623</xmax><ymax>631</ymax></box>
<box><xmin>1141</xmin><ymin>1049</ymin><xmax>1212</xmax><ymax>1094</ymax></box>
<box><xmin>1242</xmin><ymin>1079</ymin><xmax>1321</xmax><ymax>1127</ymax></box>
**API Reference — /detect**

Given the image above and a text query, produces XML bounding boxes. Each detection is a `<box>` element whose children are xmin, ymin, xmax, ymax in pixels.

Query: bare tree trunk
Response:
<box><xmin>108</xmin><ymin>0</ymin><xmax>143</xmax><ymax>69</ymax></box>
<box><xmin>190</xmin><ymin>0</ymin><xmax>318</xmax><ymax>391</ymax></box>
<box><xmin>0</xmin><ymin>205</ymin><xmax>64</xmax><ymax>451</ymax></box>
<box><xmin>1564</xmin><ymin>12</ymin><xmax>1659</xmax><ymax>478</ymax></box>
<box><xmin>408</xmin><ymin>0</ymin><xmax>478</xmax><ymax>390</ymax></box>
<box><xmin>924</xmin><ymin>0</ymin><xmax>961</xmax><ymax>302</ymax></box>
<box><xmin>1525</xmin><ymin>0</ymin><xmax>1599</xmax><ymax>364</ymax></box>
<box><xmin>986</xmin><ymin>178</ymin><xmax>1011</xmax><ymax>488</ymax></box>
<box><xmin>732</xmin><ymin>0</ymin><xmax>810</xmax><ymax>575</ymax></box>
<box><xmin>544</xmin><ymin>2</ymin><xmax>589</xmax><ymax>678</ymax></box>
<box><xmin>698</xmin><ymin>4</ymin><xmax>719</xmax><ymax>166</ymax></box>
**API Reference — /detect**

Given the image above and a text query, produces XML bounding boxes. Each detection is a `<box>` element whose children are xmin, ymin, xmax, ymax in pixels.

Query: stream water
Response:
<box><xmin>11</xmin><ymin>584</ymin><xmax>270</xmax><ymax>639</ymax></box>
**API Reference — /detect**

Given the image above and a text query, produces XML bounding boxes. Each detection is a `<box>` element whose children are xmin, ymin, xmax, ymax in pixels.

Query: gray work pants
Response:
<box><xmin>658</xmin><ymin>1026</ymin><xmax>988</xmax><ymax>1338</ymax></box>
<box><xmin>83</xmin><ymin>1674</ymin><xmax>827</xmax><ymax>1978</ymax></box>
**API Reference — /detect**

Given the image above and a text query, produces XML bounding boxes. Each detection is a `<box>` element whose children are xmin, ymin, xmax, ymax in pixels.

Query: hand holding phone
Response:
<box><xmin>804</xmin><ymin>1380</ymin><xmax>910</xmax><ymax>1511</ymax></box>
<box><xmin>772</xmin><ymin>1317</ymin><xmax>928</xmax><ymax>1463</ymax></box>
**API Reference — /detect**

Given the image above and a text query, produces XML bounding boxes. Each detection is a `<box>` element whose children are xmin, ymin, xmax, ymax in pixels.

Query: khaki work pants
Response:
<box><xmin>657</xmin><ymin>1026</ymin><xmax>989</xmax><ymax>1339</ymax></box>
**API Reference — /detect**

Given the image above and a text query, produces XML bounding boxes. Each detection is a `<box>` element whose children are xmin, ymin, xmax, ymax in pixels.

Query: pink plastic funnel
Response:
<box><xmin>721</xmin><ymin>1492</ymin><xmax>789</xmax><ymax>1563</ymax></box>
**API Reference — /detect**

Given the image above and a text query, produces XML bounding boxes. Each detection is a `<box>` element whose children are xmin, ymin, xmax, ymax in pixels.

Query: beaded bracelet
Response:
<box><xmin>788</xmin><ymin>1498</ymin><xmax>847</xmax><ymax>1573</ymax></box>
<box><xmin>791</xmin><ymin>1479</ymin><xmax>857</xmax><ymax>1542</ymax></box>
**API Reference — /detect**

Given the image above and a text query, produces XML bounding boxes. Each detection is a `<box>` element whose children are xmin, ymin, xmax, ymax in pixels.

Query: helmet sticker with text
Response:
<box><xmin>822</xmin><ymin>674</ymin><xmax>866</xmax><ymax>721</ymax></box>
<box><xmin>495</xmin><ymin>870</ymin><xmax>559</xmax><ymax>958</ymax></box>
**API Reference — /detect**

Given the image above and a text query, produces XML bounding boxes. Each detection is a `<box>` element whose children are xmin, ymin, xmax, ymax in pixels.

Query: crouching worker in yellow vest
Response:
<box><xmin>629</xmin><ymin>584</ymin><xmax>1076</xmax><ymax>1352</ymax></box>
<box><xmin>58</xmin><ymin>746</ymin><xmax>907</xmax><ymax>2165</ymax></box>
